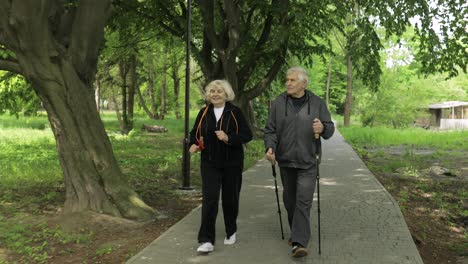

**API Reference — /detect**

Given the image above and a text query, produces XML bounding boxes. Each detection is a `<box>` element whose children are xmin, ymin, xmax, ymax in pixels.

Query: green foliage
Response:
<box><xmin>296</xmin><ymin>54</ymin><xmax>347</xmax><ymax>115</ymax></box>
<box><xmin>339</xmin><ymin>126</ymin><xmax>468</xmax><ymax>150</ymax></box>
<box><xmin>114</xmin><ymin>0</ymin><xmax>340</xmax><ymax>111</ymax></box>
<box><xmin>243</xmin><ymin>140</ymin><xmax>265</xmax><ymax>170</ymax></box>
<box><xmin>0</xmin><ymin>126</ymin><xmax>61</xmax><ymax>187</ymax></box>
<box><xmin>0</xmin><ymin>72</ymin><xmax>41</xmax><ymax>117</ymax></box>
<box><xmin>95</xmin><ymin>243</ymin><xmax>116</xmax><ymax>256</ymax></box>
<box><xmin>0</xmin><ymin>219</ymin><xmax>93</xmax><ymax>264</ymax></box>
<box><xmin>0</xmin><ymin>112</ymin><xmax>266</xmax><ymax>261</ymax></box>
<box><xmin>338</xmin><ymin>24</ymin><xmax>468</xmax><ymax>127</ymax></box>
<box><xmin>355</xmin><ymin>69</ymin><xmax>419</xmax><ymax>128</ymax></box>
<box><xmin>252</xmin><ymin>96</ymin><xmax>271</xmax><ymax>129</ymax></box>
<box><xmin>99</xmin><ymin>8</ymin><xmax>200</xmax><ymax>127</ymax></box>
<box><xmin>353</xmin><ymin>69</ymin><xmax>467</xmax><ymax>128</ymax></box>
<box><xmin>398</xmin><ymin>189</ymin><xmax>410</xmax><ymax>212</ymax></box>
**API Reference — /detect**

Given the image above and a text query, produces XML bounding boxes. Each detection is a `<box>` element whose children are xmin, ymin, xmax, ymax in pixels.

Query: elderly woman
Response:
<box><xmin>189</xmin><ymin>80</ymin><xmax>253</xmax><ymax>253</ymax></box>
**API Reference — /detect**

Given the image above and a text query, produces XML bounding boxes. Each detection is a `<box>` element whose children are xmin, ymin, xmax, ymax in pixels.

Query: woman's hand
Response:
<box><xmin>215</xmin><ymin>130</ymin><xmax>229</xmax><ymax>143</ymax></box>
<box><xmin>189</xmin><ymin>144</ymin><xmax>200</xmax><ymax>154</ymax></box>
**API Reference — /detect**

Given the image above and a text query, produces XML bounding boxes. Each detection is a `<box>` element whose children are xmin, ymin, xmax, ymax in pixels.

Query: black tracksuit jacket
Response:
<box><xmin>190</xmin><ymin>102</ymin><xmax>253</xmax><ymax>168</ymax></box>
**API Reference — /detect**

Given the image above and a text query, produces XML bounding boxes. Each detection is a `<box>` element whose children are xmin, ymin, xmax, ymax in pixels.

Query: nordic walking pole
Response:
<box><xmin>271</xmin><ymin>163</ymin><xmax>285</xmax><ymax>240</ymax></box>
<box><xmin>315</xmin><ymin>133</ymin><xmax>322</xmax><ymax>255</ymax></box>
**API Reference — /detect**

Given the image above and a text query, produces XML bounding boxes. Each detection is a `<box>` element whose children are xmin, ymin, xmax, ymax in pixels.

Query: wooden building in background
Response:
<box><xmin>427</xmin><ymin>101</ymin><xmax>468</xmax><ymax>130</ymax></box>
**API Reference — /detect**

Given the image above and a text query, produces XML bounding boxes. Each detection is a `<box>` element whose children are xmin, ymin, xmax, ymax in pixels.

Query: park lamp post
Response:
<box><xmin>181</xmin><ymin>0</ymin><xmax>193</xmax><ymax>190</ymax></box>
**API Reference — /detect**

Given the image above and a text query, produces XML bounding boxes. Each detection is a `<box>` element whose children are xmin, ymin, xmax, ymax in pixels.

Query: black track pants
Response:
<box><xmin>198</xmin><ymin>163</ymin><xmax>242</xmax><ymax>244</ymax></box>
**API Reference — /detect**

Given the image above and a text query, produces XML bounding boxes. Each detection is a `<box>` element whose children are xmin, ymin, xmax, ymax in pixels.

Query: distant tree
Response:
<box><xmin>115</xmin><ymin>0</ymin><xmax>337</xmax><ymax>128</ymax></box>
<box><xmin>321</xmin><ymin>0</ymin><xmax>467</xmax><ymax>126</ymax></box>
<box><xmin>353</xmin><ymin>30</ymin><xmax>468</xmax><ymax>128</ymax></box>
<box><xmin>136</xmin><ymin>48</ymin><xmax>160</xmax><ymax>120</ymax></box>
<box><xmin>168</xmin><ymin>46</ymin><xmax>185</xmax><ymax>119</ymax></box>
<box><xmin>114</xmin><ymin>0</ymin><xmax>466</xmax><ymax>129</ymax></box>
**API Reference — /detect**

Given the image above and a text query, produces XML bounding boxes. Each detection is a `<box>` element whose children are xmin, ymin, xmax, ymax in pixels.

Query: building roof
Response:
<box><xmin>428</xmin><ymin>101</ymin><xmax>468</xmax><ymax>109</ymax></box>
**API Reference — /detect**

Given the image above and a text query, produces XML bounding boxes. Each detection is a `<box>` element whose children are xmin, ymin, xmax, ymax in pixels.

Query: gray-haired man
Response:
<box><xmin>264</xmin><ymin>66</ymin><xmax>334</xmax><ymax>258</ymax></box>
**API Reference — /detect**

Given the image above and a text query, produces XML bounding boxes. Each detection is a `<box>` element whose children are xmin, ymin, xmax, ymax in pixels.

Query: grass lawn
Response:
<box><xmin>0</xmin><ymin>111</ymin><xmax>265</xmax><ymax>263</ymax></box>
<box><xmin>339</xmin><ymin>125</ymin><xmax>468</xmax><ymax>264</ymax></box>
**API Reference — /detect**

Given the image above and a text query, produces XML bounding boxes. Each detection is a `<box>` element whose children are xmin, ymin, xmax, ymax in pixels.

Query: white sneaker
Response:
<box><xmin>224</xmin><ymin>233</ymin><xmax>236</xmax><ymax>245</ymax></box>
<box><xmin>197</xmin><ymin>242</ymin><xmax>214</xmax><ymax>253</ymax></box>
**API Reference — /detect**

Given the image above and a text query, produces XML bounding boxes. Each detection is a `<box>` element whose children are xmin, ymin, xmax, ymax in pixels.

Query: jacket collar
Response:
<box><xmin>208</xmin><ymin>101</ymin><xmax>234</xmax><ymax>112</ymax></box>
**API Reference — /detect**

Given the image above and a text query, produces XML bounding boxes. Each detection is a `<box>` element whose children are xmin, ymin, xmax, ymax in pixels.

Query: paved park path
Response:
<box><xmin>127</xmin><ymin>131</ymin><xmax>423</xmax><ymax>264</ymax></box>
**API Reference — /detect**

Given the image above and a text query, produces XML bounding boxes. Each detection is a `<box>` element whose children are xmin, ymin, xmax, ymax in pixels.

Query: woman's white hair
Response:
<box><xmin>287</xmin><ymin>67</ymin><xmax>309</xmax><ymax>86</ymax></box>
<box><xmin>204</xmin><ymin>80</ymin><xmax>235</xmax><ymax>101</ymax></box>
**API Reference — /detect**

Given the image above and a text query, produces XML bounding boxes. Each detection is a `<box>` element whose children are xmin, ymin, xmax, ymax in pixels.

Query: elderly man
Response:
<box><xmin>264</xmin><ymin>66</ymin><xmax>335</xmax><ymax>258</ymax></box>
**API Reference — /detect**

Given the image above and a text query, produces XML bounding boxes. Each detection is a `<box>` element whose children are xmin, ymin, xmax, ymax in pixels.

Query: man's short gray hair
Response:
<box><xmin>287</xmin><ymin>67</ymin><xmax>309</xmax><ymax>86</ymax></box>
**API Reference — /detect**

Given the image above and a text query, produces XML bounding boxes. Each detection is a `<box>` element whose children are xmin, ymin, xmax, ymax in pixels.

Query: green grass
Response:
<box><xmin>0</xmin><ymin>110</ymin><xmax>265</xmax><ymax>195</ymax></box>
<box><xmin>0</xmin><ymin>112</ymin><xmax>50</xmax><ymax>130</ymax></box>
<box><xmin>339</xmin><ymin>125</ymin><xmax>468</xmax><ymax>150</ymax></box>
<box><xmin>100</xmin><ymin>110</ymin><xmax>199</xmax><ymax>133</ymax></box>
<box><xmin>0</xmin><ymin>129</ymin><xmax>60</xmax><ymax>187</ymax></box>
<box><xmin>0</xmin><ymin>215</ymin><xmax>93</xmax><ymax>264</ymax></box>
<box><xmin>0</xmin><ymin>111</ymin><xmax>265</xmax><ymax>262</ymax></box>
<box><xmin>339</xmin><ymin>123</ymin><xmax>467</xmax><ymax>257</ymax></box>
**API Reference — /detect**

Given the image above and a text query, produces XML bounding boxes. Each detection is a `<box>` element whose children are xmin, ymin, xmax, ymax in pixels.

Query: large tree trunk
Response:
<box><xmin>343</xmin><ymin>55</ymin><xmax>353</xmax><ymax>127</ymax></box>
<box><xmin>23</xmin><ymin>57</ymin><xmax>155</xmax><ymax>220</ymax></box>
<box><xmin>0</xmin><ymin>0</ymin><xmax>155</xmax><ymax>220</ymax></box>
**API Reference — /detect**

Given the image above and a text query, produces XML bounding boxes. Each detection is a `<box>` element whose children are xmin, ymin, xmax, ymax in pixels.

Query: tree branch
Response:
<box><xmin>0</xmin><ymin>1</ymin><xmax>13</xmax><ymax>48</ymax></box>
<box><xmin>199</xmin><ymin>0</ymin><xmax>222</xmax><ymax>49</ymax></box>
<box><xmin>332</xmin><ymin>28</ymin><xmax>346</xmax><ymax>52</ymax></box>
<box><xmin>69</xmin><ymin>0</ymin><xmax>112</xmax><ymax>85</ymax></box>
<box><xmin>224</xmin><ymin>0</ymin><xmax>241</xmax><ymax>53</ymax></box>
<box><xmin>115</xmin><ymin>1</ymin><xmax>185</xmax><ymax>38</ymax></box>
<box><xmin>0</xmin><ymin>59</ymin><xmax>22</xmax><ymax>75</ymax></box>
<box><xmin>158</xmin><ymin>21</ymin><xmax>184</xmax><ymax>38</ymax></box>
<box><xmin>237</xmin><ymin>13</ymin><xmax>274</xmax><ymax>83</ymax></box>
<box><xmin>244</xmin><ymin>42</ymin><xmax>288</xmax><ymax>101</ymax></box>
<box><xmin>52</xmin><ymin>6</ymin><xmax>76</xmax><ymax>50</ymax></box>
<box><xmin>240</xmin><ymin>4</ymin><xmax>257</xmax><ymax>43</ymax></box>
<box><xmin>156</xmin><ymin>2</ymin><xmax>184</xmax><ymax>34</ymax></box>
<box><xmin>178</xmin><ymin>0</ymin><xmax>187</xmax><ymax>19</ymax></box>
<box><xmin>199</xmin><ymin>31</ymin><xmax>214</xmax><ymax>79</ymax></box>
<box><xmin>238</xmin><ymin>0</ymin><xmax>289</xmax><ymax>90</ymax></box>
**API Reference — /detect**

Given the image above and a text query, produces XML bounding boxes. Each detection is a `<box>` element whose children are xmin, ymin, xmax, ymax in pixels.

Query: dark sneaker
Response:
<box><xmin>291</xmin><ymin>245</ymin><xmax>308</xmax><ymax>258</ymax></box>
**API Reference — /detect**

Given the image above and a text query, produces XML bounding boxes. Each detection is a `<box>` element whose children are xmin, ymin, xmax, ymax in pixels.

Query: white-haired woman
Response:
<box><xmin>189</xmin><ymin>80</ymin><xmax>253</xmax><ymax>253</ymax></box>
